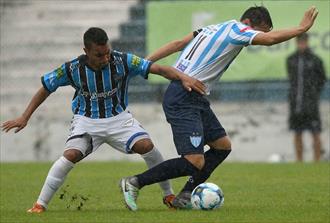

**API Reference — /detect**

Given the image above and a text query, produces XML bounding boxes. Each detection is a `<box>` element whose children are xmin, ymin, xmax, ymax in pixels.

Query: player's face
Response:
<box><xmin>85</xmin><ymin>42</ymin><xmax>111</xmax><ymax>70</ymax></box>
<box><xmin>297</xmin><ymin>39</ymin><xmax>308</xmax><ymax>52</ymax></box>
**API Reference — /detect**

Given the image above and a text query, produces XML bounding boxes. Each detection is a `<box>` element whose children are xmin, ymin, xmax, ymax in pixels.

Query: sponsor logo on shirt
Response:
<box><xmin>131</xmin><ymin>55</ymin><xmax>141</xmax><ymax>67</ymax></box>
<box><xmin>177</xmin><ymin>59</ymin><xmax>190</xmax><ymax>72</ymax></box>
<box><xmin>177</xmin><ymin>63</ymin><xmax>188</xmax><ymax>72</ymax></box>
<box><xmin>81</xmin><ymin>88</ymin><xmax>118</xmax><ymax>100</ymax></box>
<box><xmin>55</xmin><ymin>67</ymin><xmax>64</xmax><ymax>79</ymax></box>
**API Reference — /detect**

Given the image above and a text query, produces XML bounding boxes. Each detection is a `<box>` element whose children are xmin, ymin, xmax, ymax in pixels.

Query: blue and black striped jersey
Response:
<box><xmin>41</xmin><ymin>50</ymin><xmax>152</xmax><ymax>119</ymax></box>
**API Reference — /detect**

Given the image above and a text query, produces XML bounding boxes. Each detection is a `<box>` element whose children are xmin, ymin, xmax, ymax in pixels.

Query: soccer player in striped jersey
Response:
<box><xmin>120</xmin><ymin>6</ymin><xmax>318</xmax><ymax>210</ymax></box>
<box><xmin>1</xmin><ymin>27</ymin><xmax>206</xmax><ymax>213</ymax></box>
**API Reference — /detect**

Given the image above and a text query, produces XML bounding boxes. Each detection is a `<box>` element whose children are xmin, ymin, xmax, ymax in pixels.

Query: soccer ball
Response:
<box><xmin>191</xmin><ymin>182</ymin><xmax>224</xmax><ymax>210</ymax></box>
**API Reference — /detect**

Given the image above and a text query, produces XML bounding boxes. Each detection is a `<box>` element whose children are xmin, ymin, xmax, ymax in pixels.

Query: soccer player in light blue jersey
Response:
<box><xmin>120</xmin><ymin>6</ymin><xmax>318</xmax><ymax>210</ymax></box>
<box><xmin>1</xmin><ymin>27</ymin><xmax>205</xmax><ymax>213</ymax></box>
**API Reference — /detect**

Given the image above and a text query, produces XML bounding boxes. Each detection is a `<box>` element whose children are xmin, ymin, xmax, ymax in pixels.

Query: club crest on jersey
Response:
<box><xmin>190</xmin><ymin>133</ymin><xmax>202</xmax><ymax>148</ymax></box>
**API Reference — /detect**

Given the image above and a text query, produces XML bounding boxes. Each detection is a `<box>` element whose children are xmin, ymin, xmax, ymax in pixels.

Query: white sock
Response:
<box><xmin>37</xmin><ymin>156</ymin><xmax>74</xmax><ymax>208</ymax></box>
<box><xmin>141</xmin><ymin>147</ymin><xmax>174</xmax><ymax>196</ymax></box>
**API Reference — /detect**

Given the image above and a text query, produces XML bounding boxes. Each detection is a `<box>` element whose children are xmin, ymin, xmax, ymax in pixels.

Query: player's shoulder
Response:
<box><xmin>64</xmin><ymin>55</ymin><xmax>83</xmax><ymax>65</ymax></box>
<box><xmin>205</xmin><ymin>20</ymin><xmax>236</xmax><ymax>29</ymax></box>
<box><xmin>63</xmin><ymin>55</ymin><xmax>83</xmax><ymax>73</ymax></box>
<box><xmin>199</xmin><ymin>20</ymin><xmax>236</xmax><ymax>35</ymax></box>
<box><xmin>56</xmin><ymin>55</ymin><xmax>78</xmax><ymax>66</ymax></box>
<box><xmin>112</xmin><ymin>50</ymin><xmax>134</xmax><ymax>67</ymax></box>
<box><xmin>112</xmin><ymin>50</ymin><xmax>127</xmax><ymax>58</ymax></box>
<box><xmin>230</xmin><ymin>20</ymin><xmax>254</xmax><ymax>33</ymax></box>
<box><xmin>71</xmin><ymin>56</ymin><xmax>81</xmax><ymax>64</ymax></box>
<box><xmin>228</xmin><ymin>19</ymin><xmax>239</xmax><ymax>25</ymax></box>
<box><xmin>112</xmin><ymin>50</ymin><xmax>123</xmax><ymax>56</ymax></box>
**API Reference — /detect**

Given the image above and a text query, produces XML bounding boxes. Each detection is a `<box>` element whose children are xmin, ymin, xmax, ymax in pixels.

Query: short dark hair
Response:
<box><xmin>240</xmin><ymin>6</ymin><xmax>273</xmax><ymax>30</ymax></box>
<box><xmin>297</xmin><ymin>33</ymin><xmax>309</xmax><ymax>41</ymax></box>
<box><xmin>83</xmin><ymin>27</ymin><xmax>109</xmax><ymax>49</ymax></box>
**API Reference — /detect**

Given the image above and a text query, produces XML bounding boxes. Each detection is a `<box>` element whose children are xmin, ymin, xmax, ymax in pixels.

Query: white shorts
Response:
<box><xmin>65</xmin><ymin>110</ymin><xmax>150</xmax><ymax>157</ymax></box>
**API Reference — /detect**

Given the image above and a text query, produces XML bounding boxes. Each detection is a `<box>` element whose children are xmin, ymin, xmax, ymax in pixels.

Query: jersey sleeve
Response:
<box><xmin>41</xmin><ymin>63</ymin><xmax>71</xmax><ymax>93</ymax></box>
<box><xmin>126</xmin><ymin>53</ymin><xmax>153</xmax><ymax>79</ymax></box>
<box><xmin>229</xmin><ymin>22</ymin><xmax>260</xmax><ymax>46</ymax></box>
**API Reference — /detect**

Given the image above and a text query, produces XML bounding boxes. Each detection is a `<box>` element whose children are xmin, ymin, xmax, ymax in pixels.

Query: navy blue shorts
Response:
<box><xmin>163</xmin><ymin>81</ymin><xmax>227</xmax><ymax>155</ymax></box>
<box><xmin>289</xmin><ymin>112</ymin><xmax>322</xmax><ymax>133</ymax></box>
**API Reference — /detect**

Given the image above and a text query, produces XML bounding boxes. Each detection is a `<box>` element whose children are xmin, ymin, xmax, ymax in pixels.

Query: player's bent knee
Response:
<box><xmin>220</xmin><ymin>139</ymin><xmax>232</xmax><ymax>150</ymax></box>
<box><xmin>184</xmin><ymin>154</ymin><xmax>205</xmax><ymax>170</ymax></box>
<box><xmin>208</xmin><ymin>136</ymin><xmax>232</xmax><ymax>150</ymax></box>
<box><xmin>132</xmin><ymin>138</ymin><xmax>154</xmax><ymax>154</ymax></box>
<box><xmin>63</xmin><ymin>149</ymin><xmax>84</xmax><ymax>163</ymax></box>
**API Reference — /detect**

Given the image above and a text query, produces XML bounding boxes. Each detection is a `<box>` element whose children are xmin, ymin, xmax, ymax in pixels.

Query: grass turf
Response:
<box><xmin>0</xmin><ymin>162</ymin><xmax>329</xmax><ymax>223</ymax></box>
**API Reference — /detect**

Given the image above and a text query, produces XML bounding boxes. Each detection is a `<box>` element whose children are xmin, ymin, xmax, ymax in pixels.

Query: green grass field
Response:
<box><xmin>1</xmin><ymin>162</ymin><xmax>329</xmax><ymax>223</ymax></box>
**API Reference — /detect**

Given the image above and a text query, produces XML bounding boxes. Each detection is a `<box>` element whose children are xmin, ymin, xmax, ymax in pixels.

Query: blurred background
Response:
<box><xmin>0</xmin><ymin>0</ymin><xmax>329</xmax><ymax>162</ymax></box>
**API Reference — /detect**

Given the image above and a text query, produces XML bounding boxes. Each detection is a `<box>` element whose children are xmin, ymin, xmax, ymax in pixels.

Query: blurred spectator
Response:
<box><xmin>286</xmin><ymin>33</ymin><xmax>327</xmax><ymax>162</ymax></box>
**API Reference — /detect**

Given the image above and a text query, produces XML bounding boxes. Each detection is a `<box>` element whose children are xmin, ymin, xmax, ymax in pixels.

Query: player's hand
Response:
<box><xmin>1</xmin><ymin>116</ymin><xmax>28</xmax><ymax>133</ymax></box>
<box><xmin>299</xmin><ymin>6</ymin><xmax>318</xmax><ymax>32</ymax></box>
<box><xmin>181</xmin><ymin>75</ymin><xmax>206</xmax><ymax>95</ymax></box>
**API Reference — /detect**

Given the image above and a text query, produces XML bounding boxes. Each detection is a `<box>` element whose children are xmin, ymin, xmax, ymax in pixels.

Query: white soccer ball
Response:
<box><xmin>191</xmin><ymin>182</ymin><xmax>224</xmax><ymax>210</ymax></box>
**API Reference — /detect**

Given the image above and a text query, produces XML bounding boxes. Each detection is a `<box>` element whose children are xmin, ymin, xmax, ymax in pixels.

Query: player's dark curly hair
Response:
<box><xmin>83</xmin><ymin>27</ymin><xmax>109</xmax><ymax>49</ymax></box>
<box><xmin>240</xmin><ymin>6</ymin><xmax>273</xmax><ymax>30</ymax></box>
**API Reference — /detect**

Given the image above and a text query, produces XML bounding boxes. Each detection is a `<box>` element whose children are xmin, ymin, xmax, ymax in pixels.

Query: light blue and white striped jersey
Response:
<box><xmin>174</xmin><ymin>20</ymin><xmax>260</xmax><ymax>94</ymax></box>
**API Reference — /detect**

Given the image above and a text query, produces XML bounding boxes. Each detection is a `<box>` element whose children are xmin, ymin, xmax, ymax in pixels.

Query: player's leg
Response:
<box><xmin>173</xmin><ymin>108</ymin><xmax>230</xmax><ymax>208</ymax></box>
<box><xmin>27</xmin><ymin>152</ymin><xmax>77</xmax><ymax>213</ymax></box>
<box><xmin>290</xmin><ymin>113</ymin><xmax>304</xmax><ymax>162</ymax></box>
<box><xmin>312</xmin><ymin>132</ymin><xmax>322</xmax><ymax>161</ymax></box>
<box><xmin>131</xmin><ymin>138</ymin><xmax>175</xmax><ymax>207</ymax></box>
<box><xmin>178</xmin><ymin>136</ymin><xmax>231</xmax><ymax>193</ymax></box>
<box><xmin>309</xmin><ymin>113</ymin><xmax>322</xmax><ymax>162</ymax></box>
<box><xmin>28</xmin><ymin>134</ymin><xmax>94</xmax><ymax>213</ymax></box>
<box><xmin>121</xmin><ymin>154</ymin><xmax>202</xmax><ymax>211</ymax></box>
<box><xmin>120</xmin><ymin>81</ymin><xmax>208</xmax><ymax>211</ymax></box>
<box><xmin>294</xmin><ymin>132</ymin><xmax>303</xmax><ymax>162</ymax></box>
<box><xmin>120</xmin><ymin>109</ymin><xmax>204</xmax><ymax>211</ymax></box>
<box><xmin>159</xmin><ymin>114</ymin><xmax>207</xmax><ymax>209</ymax></box>
<box><xmin>28</xmin><ymin>149</ymin><xmax>81</xmax><ymax>213</ymax></box>
<box><xmin>105</xmin><ymin>111</ymin><xmax>175</xmax><ymax>210</ymax></box>
<box><xmin>132</xmin><ymin>107</ymin><xmax>205</xmax><ymax>183</ymax></box>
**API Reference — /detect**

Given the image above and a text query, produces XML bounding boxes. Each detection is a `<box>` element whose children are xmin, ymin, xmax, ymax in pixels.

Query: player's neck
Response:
<box><xmin>85</xmin><ymin>57</ymin><xmax>101</xmax><ymax>71</ymax></box>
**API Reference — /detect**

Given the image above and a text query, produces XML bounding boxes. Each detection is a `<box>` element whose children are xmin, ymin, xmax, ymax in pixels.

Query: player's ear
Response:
<box><xmin>83</xmin><ymin>47</ymin><xmax>88</xmax><ymax>55</ymax></box>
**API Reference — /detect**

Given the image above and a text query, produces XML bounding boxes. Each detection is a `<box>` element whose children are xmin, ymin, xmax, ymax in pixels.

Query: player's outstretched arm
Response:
<box><xmin>252</xmin><ymin>6</ymin><xmax>318</xmax><ymax>46</ymax></box>
<box><xmin>146</xmin><ymin>33</ymin><xmax>194</xmax><ymax>62</ymax></box>
<box><xmin>149</xmin><ymin>63</ymin><xmax>206</xmax><ymax>95</ymax></box>
<box><xmin>1</xmin><ymin>86</ymin><xmax>50</xmax><ymax>133</ymax></box>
